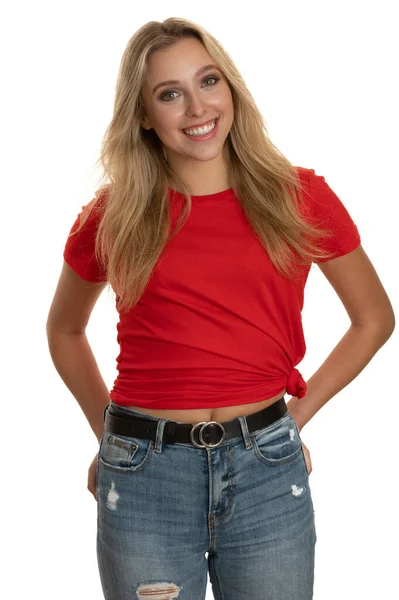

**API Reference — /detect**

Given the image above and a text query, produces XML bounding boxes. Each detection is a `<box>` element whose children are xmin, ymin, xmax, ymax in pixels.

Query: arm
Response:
<box><xmin>46</xmin><ymin>261</ymin><xmax>110</xmax><ymax>442</ymax></box>
<box><xmin>286</xmin><ymin>245</ymin><xmax>395</xmax><ymax>431</ymax></box>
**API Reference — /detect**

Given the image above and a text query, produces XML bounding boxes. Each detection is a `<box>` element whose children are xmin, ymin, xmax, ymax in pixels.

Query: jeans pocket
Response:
<box><xmin>98</xmin><ymin>432</ymin><xmax>154</xmax><ymax>474</ymax></box>
<box><xmin>252</xmin><ymin>413</ymin><xmax>302</xmax><ymax>466</ymax></box>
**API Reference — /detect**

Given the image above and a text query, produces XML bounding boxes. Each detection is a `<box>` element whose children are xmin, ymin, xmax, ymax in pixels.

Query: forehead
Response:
<box><xmin>144</xmin><ymin>38</ymin><xmax>213</xmax><ymax>86</ymax></box>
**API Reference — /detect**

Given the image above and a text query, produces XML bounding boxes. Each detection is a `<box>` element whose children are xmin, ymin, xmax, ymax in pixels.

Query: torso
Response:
<box><xmin>124</xmin><ymin>388</ymin><xmax>287</xmax><ymax>424</ymax></box>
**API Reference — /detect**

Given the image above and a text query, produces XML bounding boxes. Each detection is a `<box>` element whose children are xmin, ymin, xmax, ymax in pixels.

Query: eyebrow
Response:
<box><xmin>152</xmin><ymin>64</ymin><xmax>221</xmax><ymax>95</ymax></box>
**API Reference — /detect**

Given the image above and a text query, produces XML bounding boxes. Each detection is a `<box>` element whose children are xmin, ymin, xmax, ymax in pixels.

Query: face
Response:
<box><xmin>140</xmin><ymin>37</ymin><xmax>234</xmax><ymax>167</ymax></box>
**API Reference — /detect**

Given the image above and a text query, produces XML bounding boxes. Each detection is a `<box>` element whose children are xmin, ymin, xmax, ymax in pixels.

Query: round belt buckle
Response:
<box><xmin>190</xmin><ymin>421</ymin><xmax>225</xmax><ymax>448</ymax></box>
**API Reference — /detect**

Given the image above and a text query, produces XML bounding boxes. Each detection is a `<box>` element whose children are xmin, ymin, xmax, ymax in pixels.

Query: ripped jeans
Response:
<box><xmin>96</xmin><ymin>401</ymin><xmax>317</xmax><ymax>599</ymax></box>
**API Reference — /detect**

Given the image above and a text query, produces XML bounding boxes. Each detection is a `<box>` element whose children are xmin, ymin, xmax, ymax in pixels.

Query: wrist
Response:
<box><xmin>286</xmin><ymin>396</ymin><xmax>305</xmax><ymax>432</ymax></box>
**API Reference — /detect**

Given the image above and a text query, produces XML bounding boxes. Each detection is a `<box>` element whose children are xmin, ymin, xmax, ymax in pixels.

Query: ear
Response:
<box><xmin>141</xmin><ymin>115</ymin><xmax>152</xmax><ymax>130</ymax></box>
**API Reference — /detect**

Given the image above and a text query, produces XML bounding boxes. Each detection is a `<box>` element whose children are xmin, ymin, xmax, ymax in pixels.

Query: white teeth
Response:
<box><xmin>183</xmin><ymin>119</ymin><xmax>217</xmax><ymax>136</ymax></box>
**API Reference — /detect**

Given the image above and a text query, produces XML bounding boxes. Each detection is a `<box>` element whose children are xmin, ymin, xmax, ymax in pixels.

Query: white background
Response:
<box><xmin>1</xmin><ymin>1</ymin><xmax>398</xmax><ymax>598</ymax></box>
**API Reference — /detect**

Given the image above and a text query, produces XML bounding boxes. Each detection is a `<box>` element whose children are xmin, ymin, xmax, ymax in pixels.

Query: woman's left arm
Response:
<box><xmin>287</xmin><ymin>244</ymin><xmax>395</xmax><ymax>431</ymax></box>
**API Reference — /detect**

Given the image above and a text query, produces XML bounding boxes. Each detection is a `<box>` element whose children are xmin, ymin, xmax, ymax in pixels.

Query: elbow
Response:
<box><xmin>353</xmin><ymin>311</ymin><xmax>396</xmax><ymax>344</ymax></box>
<box><xmin>383</xmin><ymin>312</ymin><xmax>396</xmax><ymax>341</ymax></box>
<box><xmin>379</xmin><ymin>320</ymin><xmax>395</xmax><ymax>344</ymax></box>
<box><xmin>377</xmin><ymin>305</ymin><xmax>396</xmax><ymax>341</ymax></box>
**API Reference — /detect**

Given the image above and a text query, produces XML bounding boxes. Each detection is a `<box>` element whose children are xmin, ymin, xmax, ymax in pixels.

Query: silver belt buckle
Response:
<box><xmin>190</xmin><ymin>421</ymin><xmax>226</xmax><ymax>448</ymax></box>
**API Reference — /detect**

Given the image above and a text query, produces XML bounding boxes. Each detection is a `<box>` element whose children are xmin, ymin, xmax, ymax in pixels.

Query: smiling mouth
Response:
<box><xmin>181</xmin><ymin>117</ymin><xmax>219</xmax><ymax>133</ymax></box>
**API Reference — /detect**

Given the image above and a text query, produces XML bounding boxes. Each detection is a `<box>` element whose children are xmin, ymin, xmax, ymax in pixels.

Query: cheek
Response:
<box><xmin>217</xmin><ymin>91</ymin><xmax>234</xmax><ymax>119</ymax></box>
<box><xmin>221</xmin><ymin>99</ymin><xmax>234</xmax><ymax>127</ymax></box>
<box><xmin>157</xmin><ymin>112</ymin><xmax>182</xmax><ymax>135</ymax></box>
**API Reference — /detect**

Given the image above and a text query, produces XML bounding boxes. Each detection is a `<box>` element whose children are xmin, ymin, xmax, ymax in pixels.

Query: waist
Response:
<box><xmin>104</xmin><ymin>395</ymin><xmax>289</xmax><ymax>449</ymax></box>
<box><xmin>116</xmin><ymin>389</ymin><xmax>287</xmax><ymax>425</ymax></box>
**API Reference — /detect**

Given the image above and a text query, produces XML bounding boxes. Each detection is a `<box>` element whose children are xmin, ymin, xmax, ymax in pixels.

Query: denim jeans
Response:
<box><xmin>96</xmin><ymin>400</ymin><xmax>317</xmax><ymax>599</ymax></box>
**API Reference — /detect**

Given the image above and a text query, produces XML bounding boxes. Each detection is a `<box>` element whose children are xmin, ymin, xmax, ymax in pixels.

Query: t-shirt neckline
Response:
<box><xmin>168</xmin><ymin>187</ymin><xmax>234</xmax><ymax>200</ymax></box>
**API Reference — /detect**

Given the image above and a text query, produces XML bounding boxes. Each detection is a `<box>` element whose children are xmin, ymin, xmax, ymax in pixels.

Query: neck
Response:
<box><xmin>165</xmin><ymin>146</ymin><xmax>231</xmax><ymax>196</ymax></box>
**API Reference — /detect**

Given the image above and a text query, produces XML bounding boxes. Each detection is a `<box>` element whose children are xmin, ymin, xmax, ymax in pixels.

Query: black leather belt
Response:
<box><xmin>103</xmin><ymin>396</ymin><xmax>287</xmax><ymax>449</ymax></box>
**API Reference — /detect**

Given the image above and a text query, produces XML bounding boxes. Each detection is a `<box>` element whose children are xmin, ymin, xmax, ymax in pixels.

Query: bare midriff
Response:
<box><xmin>123</xmin><ymin>388</ymin><xmax>287</xmax><ymax>425</ymax></box>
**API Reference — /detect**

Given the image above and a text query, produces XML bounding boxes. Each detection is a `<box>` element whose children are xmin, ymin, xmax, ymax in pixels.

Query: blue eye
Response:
<box><xmin>160</xmin><ymin>75</ymin><xmax>220</xmax><ymax>102</ymax></box>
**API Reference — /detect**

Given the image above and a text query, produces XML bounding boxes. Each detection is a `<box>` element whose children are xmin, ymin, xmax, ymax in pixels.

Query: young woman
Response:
<box><xmin>46</xmin><ymin>17</ymin><xmax>395</xmax><ymax>600</ymax></box>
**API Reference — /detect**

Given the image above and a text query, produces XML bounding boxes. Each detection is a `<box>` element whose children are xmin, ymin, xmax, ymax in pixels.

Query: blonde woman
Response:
<box><xmin>46</xmin><ymin>17</ymin><xmax>394</xmax><ymax>600</ymax></box>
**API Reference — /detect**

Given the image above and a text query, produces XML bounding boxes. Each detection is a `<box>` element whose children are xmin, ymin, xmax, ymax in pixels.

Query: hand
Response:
<box><xmin>301</xmin><ymin>441</ymin><xmax>312</xmax><ymax>476</ymax></box>
<box><xmin>88</xmin><ymin>453</ymin><xmax>99</xmax><ymax>500</ymax></box>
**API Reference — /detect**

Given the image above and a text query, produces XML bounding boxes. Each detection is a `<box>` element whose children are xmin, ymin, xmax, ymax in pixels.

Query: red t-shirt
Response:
<box><xmin>63</xmin><ymin>167</ymin><xmax>361</xmax><ymax>408</ymax></box>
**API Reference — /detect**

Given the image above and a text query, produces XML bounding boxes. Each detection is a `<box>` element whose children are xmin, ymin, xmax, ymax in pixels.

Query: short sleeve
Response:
<box><xmin>63</xmin><ymin>193</ymin><xmax>108</xmax><ymax>283</ymax></box>
<box><xmin>307</xmin><ymin>168</ymin><xmax>361</xmax><ymax>263</ymax></box>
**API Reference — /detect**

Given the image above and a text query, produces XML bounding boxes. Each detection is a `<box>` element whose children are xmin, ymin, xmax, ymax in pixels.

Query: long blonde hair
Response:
<box><xmin>71</xmin><ymin>17</ymin><xmax>335</xmax><ymax>313</ymax></box>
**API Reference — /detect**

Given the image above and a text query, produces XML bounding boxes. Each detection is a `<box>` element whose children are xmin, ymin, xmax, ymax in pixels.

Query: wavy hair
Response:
<box><xmin>71</xmin><ymin>17</ymin><xmax>335</xmax><ymax>312</ymax></box>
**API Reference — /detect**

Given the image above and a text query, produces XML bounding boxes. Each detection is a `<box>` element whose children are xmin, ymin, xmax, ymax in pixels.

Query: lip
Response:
<box><xmin>181</xmin><ymin>117</ymin><xmax>219</xmax><ymax>131</ymax></box>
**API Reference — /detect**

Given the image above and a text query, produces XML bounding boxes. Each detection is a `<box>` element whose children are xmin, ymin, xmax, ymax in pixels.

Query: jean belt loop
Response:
<box><xmin>154</xmin><ymin>418</ymin><xmax>167</xmax><ymax>454</ymax></box>
<box><xmin>238</xmin><ymin>415</ymin><xmax>253</xmax><ymax>449</ymax></box>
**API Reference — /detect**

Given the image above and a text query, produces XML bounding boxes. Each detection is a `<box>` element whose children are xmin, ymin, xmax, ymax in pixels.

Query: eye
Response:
<box><xmin>160</xmin><ymin>75</ymin><xmax>220</xmax><ymax>102</ymax></box>
<box><xmin>203</xmin><ymin>76</ymin><xmax>219</xmax><ymax>86</ymax></box>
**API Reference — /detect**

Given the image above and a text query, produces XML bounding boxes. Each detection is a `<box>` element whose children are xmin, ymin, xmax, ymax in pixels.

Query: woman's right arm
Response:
<box><xmin>46</xmin><ymin>260</ymin><xmax>110</xmax><ymax>442</ymax></box>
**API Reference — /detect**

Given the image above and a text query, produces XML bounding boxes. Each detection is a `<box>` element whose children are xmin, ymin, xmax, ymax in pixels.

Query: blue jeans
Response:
<box><xmin>96</xmin><ymin>400</ymin><xmax>317</xmax><ymax>599</ymax></box>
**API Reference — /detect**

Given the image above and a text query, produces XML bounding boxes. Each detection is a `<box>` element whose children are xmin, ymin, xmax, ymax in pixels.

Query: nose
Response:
<box><xmin>185</xmin><ymin>92</ymin><xmax>206</xmax><ymax>117</ymax></box>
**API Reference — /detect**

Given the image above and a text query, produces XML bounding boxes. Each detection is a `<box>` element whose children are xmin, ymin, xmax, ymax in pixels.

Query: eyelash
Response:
<box><xmin>160</xmin><ymin>75</ymin><xmax>221</xmax><ymax>102</ymax></box>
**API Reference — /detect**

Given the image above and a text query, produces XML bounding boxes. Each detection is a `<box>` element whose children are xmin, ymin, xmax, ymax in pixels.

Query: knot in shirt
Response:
<box><xmin>286</xmin><ymin>368</ymin><xmax>307</xmax><ymax>399</ymax></box>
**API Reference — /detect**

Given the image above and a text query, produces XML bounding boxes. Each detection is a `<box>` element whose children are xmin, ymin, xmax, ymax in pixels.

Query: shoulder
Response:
<box><xmin>93</xmin><ymin>184</ymin><xmax>111</xmax><ymax>205</ymax></box>
<box><xmin>293</xmin><ymin>166</ymin><xmax>313</xmax><ymax>195</ymax></box>
<box><xmin>292</xmin><ymin>166</ymin><xmax>347</xmax><ymax>216</ymax></box>
<box><xmin>293</xmin><ymin>165</ymin><xmax>312</xmax><ymax>179</ymax></box>
<box><xmin>79</xmin><ymin>185</ymin><xmax>110</xmax><ymax>228</ymax></box>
